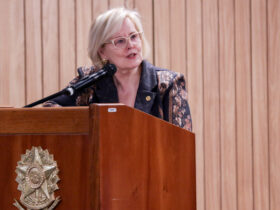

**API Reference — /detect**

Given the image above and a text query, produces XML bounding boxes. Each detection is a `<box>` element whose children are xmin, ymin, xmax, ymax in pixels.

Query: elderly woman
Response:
<box><xmin>44</xmin><ymin>7</ymin><xmax>192</xmax><ymax>131</ymax></box>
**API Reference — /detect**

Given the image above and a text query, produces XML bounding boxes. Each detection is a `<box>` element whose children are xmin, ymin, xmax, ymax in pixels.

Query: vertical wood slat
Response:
<box><xmin>76</xmin><ymin>0</ymin><xmax>92</xmax><ymax>67</ymax></box>
<box><xmin>92</xmin><ymin>0</ymin><xmax>109</xmax><ymax>21</ymax></box>
<box><xmin>218</xmin><ymin>0</ymin><xmax>237</xmax><ymax>210</ymax></box>
<box><xmin>124</xmin><ymin>0</ymin><xmax>134</xmax><ymax>9</ymax></box>
<box><xmin>59</xmin><ymin>0</ymin><xmax>76</xmax><ymax>88</ymax></box>
<box><xmin>25</xmin><ymin>0</ymin><xmax>42</xmax><ymax>104</ymax></box>
<box><xmin>109</xmin><ymin>0</ymin><xmax>125</xmax><ymax>8</ymax></box>
<box><xmin>170</xmin><ymin>0</ymin><xmax>186</xmax><ymax>74</ymax></box>
<box><xmin>268</xmin><ymin>0</ymin><xmax>280</xmax><ymax>210</ymax></box>
<box><xmin>235</xmin><ymin>0</ymin><xmax>254</xmax><ymax>209</ymax></box>
<box><xmin>42</xmin><ymin>0</ymin><xmax>59</xmax><ymax>96</ymax></box>
<box><xmin>186</xmin><ymin>0</ymin><xmax>204</xmax><ymax>210</ymax></box>
<box><xmin>1</xmin><ymin>1</ymin><xmax>280</xmax><ymax>209</ymax></box>
<box><xmin>153</xmin><ymin>0</ymin><xmax>170</xmax><ymax>69</ymax></box>
<box><xmin>202</xmin><ymin>0</ymin><xmax>221</xmax><ymax>209</ymax></box>
<box><xmin>0</xmin><ymin>0</ymin><xmax>25</xmax><ymax>107</ymax></box>
<box><xmin>251</xmin><ymin>0</ymin><xmax>270</xmax><ymax>210</ymax></box>
<box><xmin>134</xmin><ymin>0</ymin><xmax>154</xmax><ymax>63</ymax></box>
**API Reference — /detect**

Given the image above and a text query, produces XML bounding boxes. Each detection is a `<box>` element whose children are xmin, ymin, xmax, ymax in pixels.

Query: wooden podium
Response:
<box><xmin>0</xmin><ymin>104</ymin><xmax>196</xmax><ymax>210</ymax></box>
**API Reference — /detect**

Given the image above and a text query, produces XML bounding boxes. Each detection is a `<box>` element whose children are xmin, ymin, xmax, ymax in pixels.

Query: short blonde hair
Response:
<box><xmin>88</xmin><ymin>7</ymin><xmax>150</xmax><ymax>66</ymax></box>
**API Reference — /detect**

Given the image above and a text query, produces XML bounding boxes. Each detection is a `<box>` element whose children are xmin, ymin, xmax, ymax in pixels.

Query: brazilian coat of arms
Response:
<box><xmin>14</xmin><ymin>147</ymin><xmax>60</xmax><ymax>210</ymax></box>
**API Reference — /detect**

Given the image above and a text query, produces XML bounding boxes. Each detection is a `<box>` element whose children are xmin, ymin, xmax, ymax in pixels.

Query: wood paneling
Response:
<box><xmin>0</xmin><ymin>0</ymin><xmax>25</xmax><ymax>107</ymax></box>
<box><xmin>170</xmin><ymin>0</ymin><xmax>186</xmax><ymax>74</ymax></box>
<box><xmin>153</xmin><ymin>0</ymin><xmax>170</xmax><ymax>69</ymax></box>
<box><xmin>59</xmin><ymin>0</ymin><xmax>76</xmax><ymax>88</ymax></box>
<box><xmin>186</xmin><ymin>1</ymin><xmax>204</xmax><ymax>210</ymax></box>
<box><xmin>109</xmin><ymin>0</ymin><xmax>125</xmax><ymax>8</ymax></box>
<box><xmin>0</xmin><ymin>0</ymin><xmax>280</xmax><ymax>210</ymax></box>
<box><xmin>219</xmin><ymin>0</ymin><xmax>237</xmax><ymax>209</ymax></box>
<box><xmin>235</xmin><ymin>0</ymin><xmax>254</xmax><ymax>209</ymax></box>
<box><xmin>25</xmin><ymin>0</ymin><xmax>42</xmax><ymax>103</ymax></box>
<box><xmin>202</xmin><ymin>0</ymin><xmax>221</xmax><ymax>209</ymax></box>
<box><xmin>135</xmin><ymin>0</ymin><xmax>153</xmax><ymax>63</ymax></box>
<box><xmin>268</xmin><ymin>0</ymin><xmax>280</xmax><ymax>210</ymax></box>
<box><xmin>76</xmin><ymin>0</ymin><xmax>92</xmax><ymax>67</ymax></box>
<box><xmin>42</xmin><ymin>0</ymin><xmax>59</xmax><ymax>96</ymax></box>
<box><xmin>251</xmin><ymin>0</ymin><xmax>270</xmax><ymax>210</ymax></box>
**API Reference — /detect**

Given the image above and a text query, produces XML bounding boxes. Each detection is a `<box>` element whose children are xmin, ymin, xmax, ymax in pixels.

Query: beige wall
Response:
<box><xmin>0</xmin><ymin>0</ymin><xmax>279</xmax><ymax>210</ymax></box>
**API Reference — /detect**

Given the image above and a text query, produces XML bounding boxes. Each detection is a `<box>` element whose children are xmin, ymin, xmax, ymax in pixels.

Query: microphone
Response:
<box><xmin>65</xmin><ymin>63</ymin><xmax>117</xmax><ymax>96</ymax></box>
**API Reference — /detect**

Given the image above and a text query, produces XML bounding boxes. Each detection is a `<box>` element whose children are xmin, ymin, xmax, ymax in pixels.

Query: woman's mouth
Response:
<box><xmin>127</xmin><ymin>53</ymin><xmax>137</xmax><ymax>58</ymax></box>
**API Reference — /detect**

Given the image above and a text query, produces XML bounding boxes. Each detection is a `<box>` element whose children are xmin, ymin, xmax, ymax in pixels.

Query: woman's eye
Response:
<box><xmin>115</xmin><ymin>38</ymin><xmax>125</xmax><ymax>45</ymax></box>
<box><xmin>130</xmin><ymin>34</ymin><xmax>137</xmax><ymax>40</ymax></box>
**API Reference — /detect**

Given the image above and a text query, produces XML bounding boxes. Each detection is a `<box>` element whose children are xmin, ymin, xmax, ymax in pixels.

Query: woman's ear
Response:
<box><xmin>98</xmin><ymin>47</ymin><xmax>106</xmax><ymax>60</ymax></box>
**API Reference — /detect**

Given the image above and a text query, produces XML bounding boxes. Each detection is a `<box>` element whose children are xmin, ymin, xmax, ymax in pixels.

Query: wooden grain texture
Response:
<box><xmin>0</xmin><ymin>107</ymin><xmax>89</xmax><ymax>134</ymax></box>
<box><xmin>0</xmin><ymin>0</ymin><xmax>25</xmax><ymax>107</ymax></box>
<box><xmin>42</xmin><ymin>0</ymin><xmax>59</xmax><ymax>97</ymax></box>
<box><xmin>235</xmin><ymin>0</ymin><xmax>254</xmax><ymax>209</ymax></box>
<box><xmin>134</xmin><ymin>0</ymin><xmax>154</xmax><ymax>63</ymax></box>
<box><xmin>124</xmin><ymin>0</ymin><xmax>134</xmax><ymax>9</ymax></box>
<box><xmin>170</xmin><ymin>0</ymin><xmax>186</xmax><ymax>74</ymax></box>
<box><xmin>218</xmin><ymin>0</ymin><xmax>237</xmax><ymax>210</ymax></box>
<box><xmin>0</xmin><ymin>134</ymin><xmax>91</xmax><ymax>210</ymax></box>
<box><xmin>92</xmin><ymin>0</ymin><xmax>109</xmax><ymax>21</ymax></box>
<box><xmin>186</xmin><ymin>1</ymin><xmax>204</xmax><ymax>210</ymax></box>
<box><xmin>93</xmin><ymin>104</ymin><xmax>196</xmax><ymax>210</ymax></box>
<box><xmin>251</xmin><ymin>0</ymin><xmax>270</xmax><ymax>210</ymax></box>
<box><xmin>1</xmin><ymin>1</ymin><xmax>280</xmax><ymax>209</ymax></box>
<box><xmin>153</xmin><ymin>0</ymin><xmax>170</xmax><ymax>69</ymax></box>
<box><xmin>109</xmin><ymin>0</ymin><xmax>125</xmax><ymax>8</ymax></box>
<box><xmin>202</xmin><ymin>0</ymin><xmax>221</xmax><ymax>209</ymax></box>
<box><xmin>268</xmin><ymin>0</ymin><xmax>280</xmax><ymax>209</ymax></box>
<box><xmin>25</xmin><ymin>0</ymin><xmax>43</xmax><ymax>104</ymax></box>
<box><xmin>59</xmin><ymin>0</ymin><xmax>76</xmax><ymax>88</ymax></box>
<box><xmin>76</xmin><ymin>0</ymin><xmax>92</xmax><ymax>67</ymax></box>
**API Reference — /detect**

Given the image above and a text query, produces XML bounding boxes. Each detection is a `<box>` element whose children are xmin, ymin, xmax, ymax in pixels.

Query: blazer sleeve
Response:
<box><xmin>168</xmin><ymin>73</ymin><xmax>192</xmax><ymax>131</ymax></box>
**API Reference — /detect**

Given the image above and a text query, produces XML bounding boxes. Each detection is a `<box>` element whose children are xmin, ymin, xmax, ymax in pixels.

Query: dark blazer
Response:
<box><xmin>43</xmin><ymin>60</ymin><xmax>192</xmax><ymax>131</ymax></box>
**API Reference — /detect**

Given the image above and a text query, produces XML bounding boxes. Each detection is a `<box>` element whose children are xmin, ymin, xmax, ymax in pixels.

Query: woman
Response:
<box><xmin>44</xmin><ymin>7</ymin><xmax>192</xmax><ymax>131</ymax></box>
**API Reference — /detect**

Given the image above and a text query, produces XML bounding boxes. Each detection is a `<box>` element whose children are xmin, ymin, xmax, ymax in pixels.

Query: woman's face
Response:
<box><xmin>98</xmin><ymin>18</ymin><xmax>143</xmax><ymax>71</ymax></box>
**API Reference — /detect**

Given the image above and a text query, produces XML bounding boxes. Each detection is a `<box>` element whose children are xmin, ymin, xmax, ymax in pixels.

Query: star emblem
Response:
<box><xmin>14</xmin><ymin>147</ymin><xmax>60</xmax><ymax>210</ymax></box>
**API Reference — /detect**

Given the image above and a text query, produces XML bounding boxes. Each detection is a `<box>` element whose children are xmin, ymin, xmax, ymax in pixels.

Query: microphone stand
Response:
<box><xmin>23</xmin><ymin>88</ymin><xmax>71</xmax><ymax>108</ymax></box>
<box><xmin>24</xmin><ymin>63</ymin><xmax>117</xmax><ymax>108</ymax></box>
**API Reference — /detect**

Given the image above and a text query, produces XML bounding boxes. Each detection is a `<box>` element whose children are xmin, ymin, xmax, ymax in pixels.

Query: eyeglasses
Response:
<box><xmin>105</xmin><ymin>32</ymin><xmax>143</xmax><ymax>49</ymax></box>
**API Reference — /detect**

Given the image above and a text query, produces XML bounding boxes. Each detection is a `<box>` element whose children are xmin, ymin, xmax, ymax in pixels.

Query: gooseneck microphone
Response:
<box><xmin>65</xmin><ymin>63</ymin><xmax>117</xmax><ymax>96</ymax></box>
<box><xmin>24</xmin><ymin>63</ymin><xmax>117</xmax><ymax>107</ymax></box>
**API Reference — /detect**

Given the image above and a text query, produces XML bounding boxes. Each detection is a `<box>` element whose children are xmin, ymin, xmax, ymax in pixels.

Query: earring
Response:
<box><xmin>101</xmin><ymin>58</ymin><xmax>108</xmax><ymax>66</ymax></box>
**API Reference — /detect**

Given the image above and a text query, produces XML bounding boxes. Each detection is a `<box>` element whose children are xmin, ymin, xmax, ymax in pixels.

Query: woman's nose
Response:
<box><xmin>126</xmin><ymin>39</ymin><xmax>133</xmax><ymax>48</ymax></box>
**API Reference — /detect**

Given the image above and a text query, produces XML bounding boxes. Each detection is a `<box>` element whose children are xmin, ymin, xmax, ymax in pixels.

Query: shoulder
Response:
<box><xmin>143</xmin><ymin>61</ymin><xmax>185</xmax><ymax>93</ymax></box>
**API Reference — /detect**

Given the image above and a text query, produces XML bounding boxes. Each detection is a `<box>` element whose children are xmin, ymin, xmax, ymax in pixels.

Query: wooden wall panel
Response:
<box><xmin>235</xmin><ymin>0</ymin><xmax>254</xmax><ymax>209</ymax></box>
<box><xmin>124</xmin><ymin>0</ymin><xmax>134</xmax><ymax>9</ymax></box>
<box><xmin>92</xmin><ymin>0</ymin><xmax>109</xmax><ymax>21</ymax></box>
<box><xmin>268</xmin><ymin>0</ymin><xmax>280</xmax><ymax>209</ymax></box>
<box><xmin>135</xmin><ymin>0</ymin><xmax>154</xmax><ymax>63</ymax></box>
<box><xmin>76</xmin><ymin>0</ymin><xmax>92</xmax><ymax>67</ymax></box>
<box><xmin>251</xmin><ymin>0</ymin><xmax>270</xmax><ymax>210</ymax></box>
<box><xmin>186</xmin><ymin>1</ymin><xmax>204</xmax><ymax>210</ymax></box>
<box><xmin>170</xmin><ymin>0</ymin><xmax>186</xmax><ymax>74</ymax></box>
<box><xmin>0</xmin><ymin>0</ymin><xmax>25</xmax><ymax>107</ymax></box>
<box><xmin>0</xmin><ymin>0</ymin><xmax>280</xmax><ymax>210</ymax></box>
<box><xmin>109</xmin><ymin>0</ymin><xmax>125</xmax><ymax>8</ymax></box>
<box><xmin>218</xmin><ymin>0</ymin><xmax>237</xmax><ymax>210</ymax></box>
<box><xmin>59</xmin><ymin>0</ymin><xmax>76</xmax><ymax>88</ymax></box>
<box><xmin>25</xmin><ymin>0</ymin><xmax>42</xmax><ymax>104</ymax></box>
<box><xmin>42</xmin><ymin>0</ymin><xmax>59</xmax><ymax>96</ymax></box>
<box><xmin>153</xmin><ymin>0</ymin><xmax>170</xmax><ymax>69</ymax></box>
<box><xmin>202</xmin><ymin>0</ymin><xmax>221</xmax><ymax>210</ymax></box>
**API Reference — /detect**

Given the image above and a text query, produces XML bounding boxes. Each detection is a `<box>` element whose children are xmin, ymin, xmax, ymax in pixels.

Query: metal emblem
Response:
<box><xmin>14</xmin><ymin>147</ymin><xmax>60</xmax><ymax>210</ymax></box>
